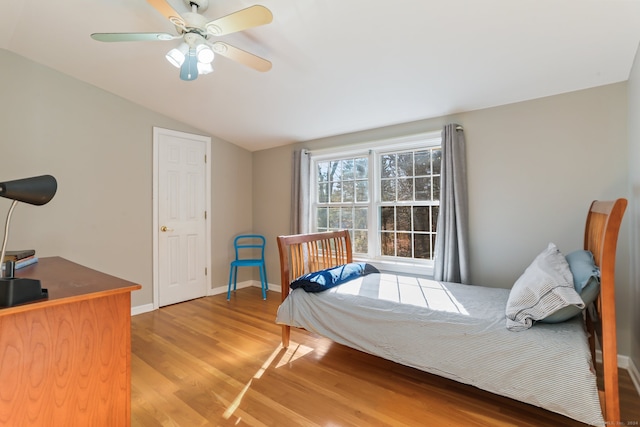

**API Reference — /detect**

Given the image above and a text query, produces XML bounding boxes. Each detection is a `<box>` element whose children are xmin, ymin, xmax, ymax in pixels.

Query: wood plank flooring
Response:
<box><xmin>131</xmin><ymin>287</ymin><xmax>640</xmax><ymax>426</ymax></box>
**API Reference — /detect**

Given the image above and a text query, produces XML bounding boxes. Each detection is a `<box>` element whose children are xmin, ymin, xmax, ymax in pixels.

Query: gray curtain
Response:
<box><xmin>433</xmin><ymin>124</ymin><xmax>470</xmax><ymax>283</ymax></box>
<box><xmin>291</xmin><ymin>149</ymin><xmax>310</xmax><ymax>234</ymax></box>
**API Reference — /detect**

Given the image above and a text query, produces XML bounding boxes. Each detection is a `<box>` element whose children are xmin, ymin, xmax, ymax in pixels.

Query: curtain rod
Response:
<box><xmin>302</xmin><ymin>127</ymin><xmax>461</xmax><ymax>156</ymax></box>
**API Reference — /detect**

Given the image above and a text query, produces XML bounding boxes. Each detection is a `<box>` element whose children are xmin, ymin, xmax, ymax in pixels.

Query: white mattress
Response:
<box><xmin>276</xmin><ymin>272</ymin><xmax>604</xmax><ymax>426</ymax></box>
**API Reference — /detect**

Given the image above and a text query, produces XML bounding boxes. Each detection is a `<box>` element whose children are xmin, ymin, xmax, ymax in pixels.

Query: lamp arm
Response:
<box><xmin>0</xmin><ymin>200</ymin><xmax>18</xmax><ymax>278</ymax></box>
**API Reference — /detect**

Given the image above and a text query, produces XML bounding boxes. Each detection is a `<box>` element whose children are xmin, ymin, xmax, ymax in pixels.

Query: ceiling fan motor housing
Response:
<box><xmin>183</xmin><ymin>32</ymin><xmax>205</xmax><ymax>47</ymax></box>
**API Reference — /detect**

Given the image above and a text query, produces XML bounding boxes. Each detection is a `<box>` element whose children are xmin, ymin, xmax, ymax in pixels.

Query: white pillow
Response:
<box><xmin>505</xmin><ymin>243</ymin><xmax>584</xmax><ymax>331</ymax></box>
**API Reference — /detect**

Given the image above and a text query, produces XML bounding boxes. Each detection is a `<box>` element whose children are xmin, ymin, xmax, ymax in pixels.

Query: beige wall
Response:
<box><xmin>0</xmin><ymin>49</ymin><xmax>252</xmax><ymax>307</ymax></box>
<box><xmin>627</xmin><ymin>42</ymin><xmax>640</xmax><ymax>373</ymax></box>
<box><xmin>253</xmin><ymin>82</ymin><xmax>632</xmax><ymax>355</ymax></box>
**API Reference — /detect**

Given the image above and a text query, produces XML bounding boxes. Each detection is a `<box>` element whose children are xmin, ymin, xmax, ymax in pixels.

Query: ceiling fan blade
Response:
<box><xmin>205</xmin><ymin>5</ymin><xmax>273</xmax><ymax>36</ymax></box>
<box><xmin>146</xmin><ymin>0</ymin><xmax>186</xmax><ymax>28</ymax></box>
<box><xmin>210</xmin><ymin>41</ymin><xmax>272</xmax><ymax>72</ymax></box>
<box><xmin>91</xmin><ymin>32</ymin><xmax>177</xmax><ymax>42</ymax></box>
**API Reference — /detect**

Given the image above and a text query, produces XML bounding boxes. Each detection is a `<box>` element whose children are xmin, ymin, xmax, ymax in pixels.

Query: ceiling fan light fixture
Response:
<box><xmin>197</xmin><ymin>62</ymin><xmax>213</xmax><ymax>75</ymax></box>
<box><xmin>196</xmin><ymin>44</ymin><xmax>215</xmax><ymax>64</ymax></box>
<box><xmin>166</xmin><ymin>43</ymin><xmax>189</xmax><ymax>68</ymax></box>
<box><xmin>91</xmin><ymin>1</ymin><xmax>273</xmax><ymax>80</ymax></box>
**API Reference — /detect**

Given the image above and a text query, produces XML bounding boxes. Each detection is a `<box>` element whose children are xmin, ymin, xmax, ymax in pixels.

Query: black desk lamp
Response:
<box><xmin>0</xmin><ymin>175</ymin><xmax>57</xmax><ymax>307</ymax></box>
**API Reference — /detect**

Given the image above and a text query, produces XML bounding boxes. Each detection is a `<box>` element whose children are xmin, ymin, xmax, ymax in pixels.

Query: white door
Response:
<box><xmin>153</xmin><ymin>127</ymin><xmax>211</xmax><ymax>307</ymax></box>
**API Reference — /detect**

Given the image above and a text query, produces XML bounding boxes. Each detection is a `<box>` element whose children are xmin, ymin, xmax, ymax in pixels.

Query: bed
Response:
<box><xmin>275</xmin><ymin>199</ymin><xmax>627</xmax><ymax>426</ymax></box>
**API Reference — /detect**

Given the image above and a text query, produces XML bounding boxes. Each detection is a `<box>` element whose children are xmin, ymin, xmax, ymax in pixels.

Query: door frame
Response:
<box><xmin>152</xmin><ymin>127</ymin><xmax>212</xmax><ymax>310</ymax></box>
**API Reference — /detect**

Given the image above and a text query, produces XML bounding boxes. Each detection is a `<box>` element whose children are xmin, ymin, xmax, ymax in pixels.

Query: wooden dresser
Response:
<box><xmin>0</xmin><ymin>257</ymin><xmax>141</xmax><ymax>426</ymax></box>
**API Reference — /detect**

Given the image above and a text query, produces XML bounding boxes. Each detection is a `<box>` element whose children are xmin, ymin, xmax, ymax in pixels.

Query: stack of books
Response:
<box><xmin>3</xmin><ymin>249</ymin><xmax>38</xmax><ymax>270</ymax></box>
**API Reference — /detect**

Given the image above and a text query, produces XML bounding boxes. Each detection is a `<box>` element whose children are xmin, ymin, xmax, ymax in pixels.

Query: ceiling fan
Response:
<box><xmin>91</xmin><ymin>0</ymin><xmax>273</xmax><ymax>81</ymax></box>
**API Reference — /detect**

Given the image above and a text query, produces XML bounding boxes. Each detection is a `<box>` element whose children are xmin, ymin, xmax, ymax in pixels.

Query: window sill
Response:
<box><xmin>353</xmin><ymin>256</ymin><xmax>434</xmax><ymax>278</ymax></box>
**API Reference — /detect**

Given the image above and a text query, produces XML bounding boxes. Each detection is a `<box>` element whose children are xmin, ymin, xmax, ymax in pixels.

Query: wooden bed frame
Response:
<box><xmin>277</xmin><ymin>198</ymin><xmax>627</xmax><ymax>424</ymax></box>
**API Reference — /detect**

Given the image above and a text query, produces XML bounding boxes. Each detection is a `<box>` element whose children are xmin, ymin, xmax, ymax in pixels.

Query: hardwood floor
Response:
<box><xmin>131</xmin><ymin>287</ymin><xmax>640</xmax><ymax>426</ymax></box>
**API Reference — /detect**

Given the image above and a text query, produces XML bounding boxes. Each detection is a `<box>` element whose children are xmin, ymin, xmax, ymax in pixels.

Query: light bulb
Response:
<box><xmin>196</xmin><ymin>44</ymin><xmax>215</xmax><ymax>64</ymax></box>
<box><xmin>165</xmin><ymin>43</ymin><xmax>189</xmax><ymax>68</ymax></box>
<box><xmin>197</xmin><ymin>62</ymin><xmax>213</xmax><ymax>75</ymax></box>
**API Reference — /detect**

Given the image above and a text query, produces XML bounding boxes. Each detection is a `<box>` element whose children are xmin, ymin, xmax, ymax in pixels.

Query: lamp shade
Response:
<box><xmin>0</xmin><ymin>175</ymin><xmax>57</xmax><ymax>206</ymax></box>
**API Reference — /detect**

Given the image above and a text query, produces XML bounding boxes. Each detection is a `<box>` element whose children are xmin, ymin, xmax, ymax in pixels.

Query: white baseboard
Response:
<box><xmin>267</xmin><ymin>282</ymin><xmax>281</xmax><ymax>293</ymax></box>
<box><xmin>208</xmin><ymin>280</ymin><xmax>254</xmax><ymax>296</ymax></box>
<box><xmin>131</xmin><ymin>303</ymin><xmax>154</xmax><ymax>316</ymax></box>
<box><xmin>595</xmin><ymin>350</ymin><xmax>628</xmax><ymax>368</ymax></box>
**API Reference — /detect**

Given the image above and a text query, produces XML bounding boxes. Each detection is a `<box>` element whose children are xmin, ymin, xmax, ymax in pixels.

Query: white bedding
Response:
<box><xmin>276</xmin><ymin>272</ymin><xmax>604</xmax><ymax>426</ymax></box>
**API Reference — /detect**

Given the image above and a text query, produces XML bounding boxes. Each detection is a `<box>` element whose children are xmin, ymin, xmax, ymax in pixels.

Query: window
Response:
<box><xmin>311</xmin><ymin>132</ymin><xmax>442</xmax><ymax>270</ymax></box>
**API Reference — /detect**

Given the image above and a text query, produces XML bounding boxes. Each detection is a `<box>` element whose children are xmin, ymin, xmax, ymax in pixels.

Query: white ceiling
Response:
<box><xmin>2</xmin><ymin>0</ymin><xmax>640</xmax><ymax>152</ymax></box>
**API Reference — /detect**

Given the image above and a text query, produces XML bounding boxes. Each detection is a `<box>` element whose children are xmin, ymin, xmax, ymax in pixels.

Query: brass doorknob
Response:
<box><xmin>160</xmin><ymin>226</ymin><xmax>174</xmax><ymax>232</ymax></box>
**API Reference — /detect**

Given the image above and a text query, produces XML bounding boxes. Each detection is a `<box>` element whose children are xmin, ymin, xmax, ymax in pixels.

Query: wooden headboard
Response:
<box><xmin>584</xmin><ymin>198</ymin><xmax>627</xmax><ymax>423</ymax></box>
<box><xmin>277</xmin><ymin>230</ymin><xmax>352</xmax><ymax>299</ymax></box>
<box><xmin>276</xmin><ymin>199</ymin><xmax>627</xmax><ymax>424</ymax></box>
<box><xmin>277</xmin><ymin>230</ymin><xmax>352</xmax><ymax>347</ymax></box>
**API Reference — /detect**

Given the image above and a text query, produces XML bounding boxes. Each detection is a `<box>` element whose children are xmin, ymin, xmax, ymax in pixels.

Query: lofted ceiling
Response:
<box><xmin>1</xmin><ymin>0</ymin><xmax>640</xmax><ymax>152</ymax></box>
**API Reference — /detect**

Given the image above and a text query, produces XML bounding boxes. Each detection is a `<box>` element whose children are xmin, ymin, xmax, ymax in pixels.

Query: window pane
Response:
<box><xmin>414</xmin><ymin>234</ymin><xmax>430</xmax><ymax>259</ymax></box>
<box><xmin>381</xmin><ymin>232</ymin><xmax>395</xmax><ymax>256</ymax></box>
<box><xmin>397</xmin><ymin>206</ymin><xmax>411</xmax><ymax>231</ymax></box>
<box><xmin>329</xmin><ymin>207</ymin><xmax>340</xmax><ymax>229</ymax></box>
<box><xmin>433</xmin><ymin>175</ymin><xmax>440</xmax><ymax>201</ymax></box>
<box><xmin>397</xmin><ymin>233</ymin><xmax>411</xmax><ymax>257</ymax></box>
<box><xmin>431</xmin><ymin>206</ymin><xmax>439</xmax><ymax>232</ymax></box>
<box><xmin>330</xmin><ymin>182</ymin><xmax>342</xmax><ymax>202</ymax></box>
<box><xmin>342</xmin><ymin>159</ymin><xmax>354</xmax><ymax>180</ymax></box>
<box><xmin>397</xmin><ymin>178</ymin><xmax>413</xmax><ymax>201</ymax></box>
<box><xmin>318</xmin><ymin>183</ymin><xmax>329</xmax><ymax>203</ymax></box>
<box><xmin>356</xmin><ymin>180</ymin><xmax>368</xmax><ymax>202</ymax></box>
<box><xmin>329</xmin><ymin>160</ymin><xmax>342</xmax><ymax>180</ymax></box>
<box><xmin>415</xmin><ymin>177</ymin><xmax>430</xmax><ymax>201</ymax></box>
<box><xmin>381</xmin><ymin>179</ymin><xmax>396</xmax><ymax>202</ymax></box>
<box><xmin>355</xmin><ymin>158</ymin><xmax>368</xmax><ymax>179</ymax></box>
<box><xmin>354</xmin><ymin>207</ymin><xmax>368</xmax><ymax>229</ymax></box>
<box><xmin>317</xmin><ymin>162</ymin><xmax>329</xmax><ymax>182</ymax></box>
<box><xmin>397</xmin><ymin>152</ymin><xmax>413</xmax><ymax>177</ymax></box>
<box><xmin>432</xmin><ymin>149</ymin><xmax>442</xmax><ymax>175</ymax></box>
<box><xmin>415</xmin><ymin>150</ymin><xmax>429</xmax><ymax>176</ymax></box>
<box><xmin>341</xmin><ymin>207</ymin><xmax>353</xmax><ymax>229</ymax></box>
<box><xmin>317</xmin><ymin>207</ymin><xmax>327</xmax><ymax>229</ymax></box>
<box><xmin>381</xmin><ymin>154</ymin><xmax>396</xmax><ymax>178</ymax></box>
<box><xmin>343</xmin><ymin>181</ymin><xmax>354</xmax><ymax>202</ymax></box>
<box><xmin>354</xmin><ymin>230</ymin><xmax>368</xmax><ymax>253</ymax></box>
<box><xmin>381</xmin><ymin>206</ymin><xmax>394</xmax><ymax>231</ymax></box>
<box><xmin>413</xmin><ymin>206</ymin><xmax>428</xmax><ymax>231</ymax></box>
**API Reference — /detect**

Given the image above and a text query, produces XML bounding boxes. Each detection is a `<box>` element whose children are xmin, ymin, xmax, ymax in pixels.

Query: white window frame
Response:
<box><xmin>309</xmin><ymin>131</ymin><xmax>441</xmax><ymax>276</ymax></box>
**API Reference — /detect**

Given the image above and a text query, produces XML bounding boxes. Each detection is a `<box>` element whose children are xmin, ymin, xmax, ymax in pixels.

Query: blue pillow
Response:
<box><xmin>565</xmin><ymin>250</ymin><xmax>600</xmax><ymax>292</ymax></box>
<box><xmin>541</xmin><ymin>250</ymin><xmax>600</xmax><ymax>323</ymax></box>
<box><xmin>290</xmin><ymin>262</ymin><xmax>379</xmax><ymax>292</ymax></box>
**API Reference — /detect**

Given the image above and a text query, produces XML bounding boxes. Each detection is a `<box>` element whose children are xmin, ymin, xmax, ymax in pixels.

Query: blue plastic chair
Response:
<box><xmin>227</xmin><ymin>234</ymin><xmax>268</xmax><ymax>300</ymax></box>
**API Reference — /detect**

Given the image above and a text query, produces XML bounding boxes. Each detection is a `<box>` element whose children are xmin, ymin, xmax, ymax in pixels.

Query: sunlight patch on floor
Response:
<box><xmin>275</xmin><ymin>341</ymin><xmax>315</xmax><ymax>368</ymax></box>
<box><xmin>223</xmin><ymin>342</ymin><xmax>315</xmax><ymax>420</ymax></box>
